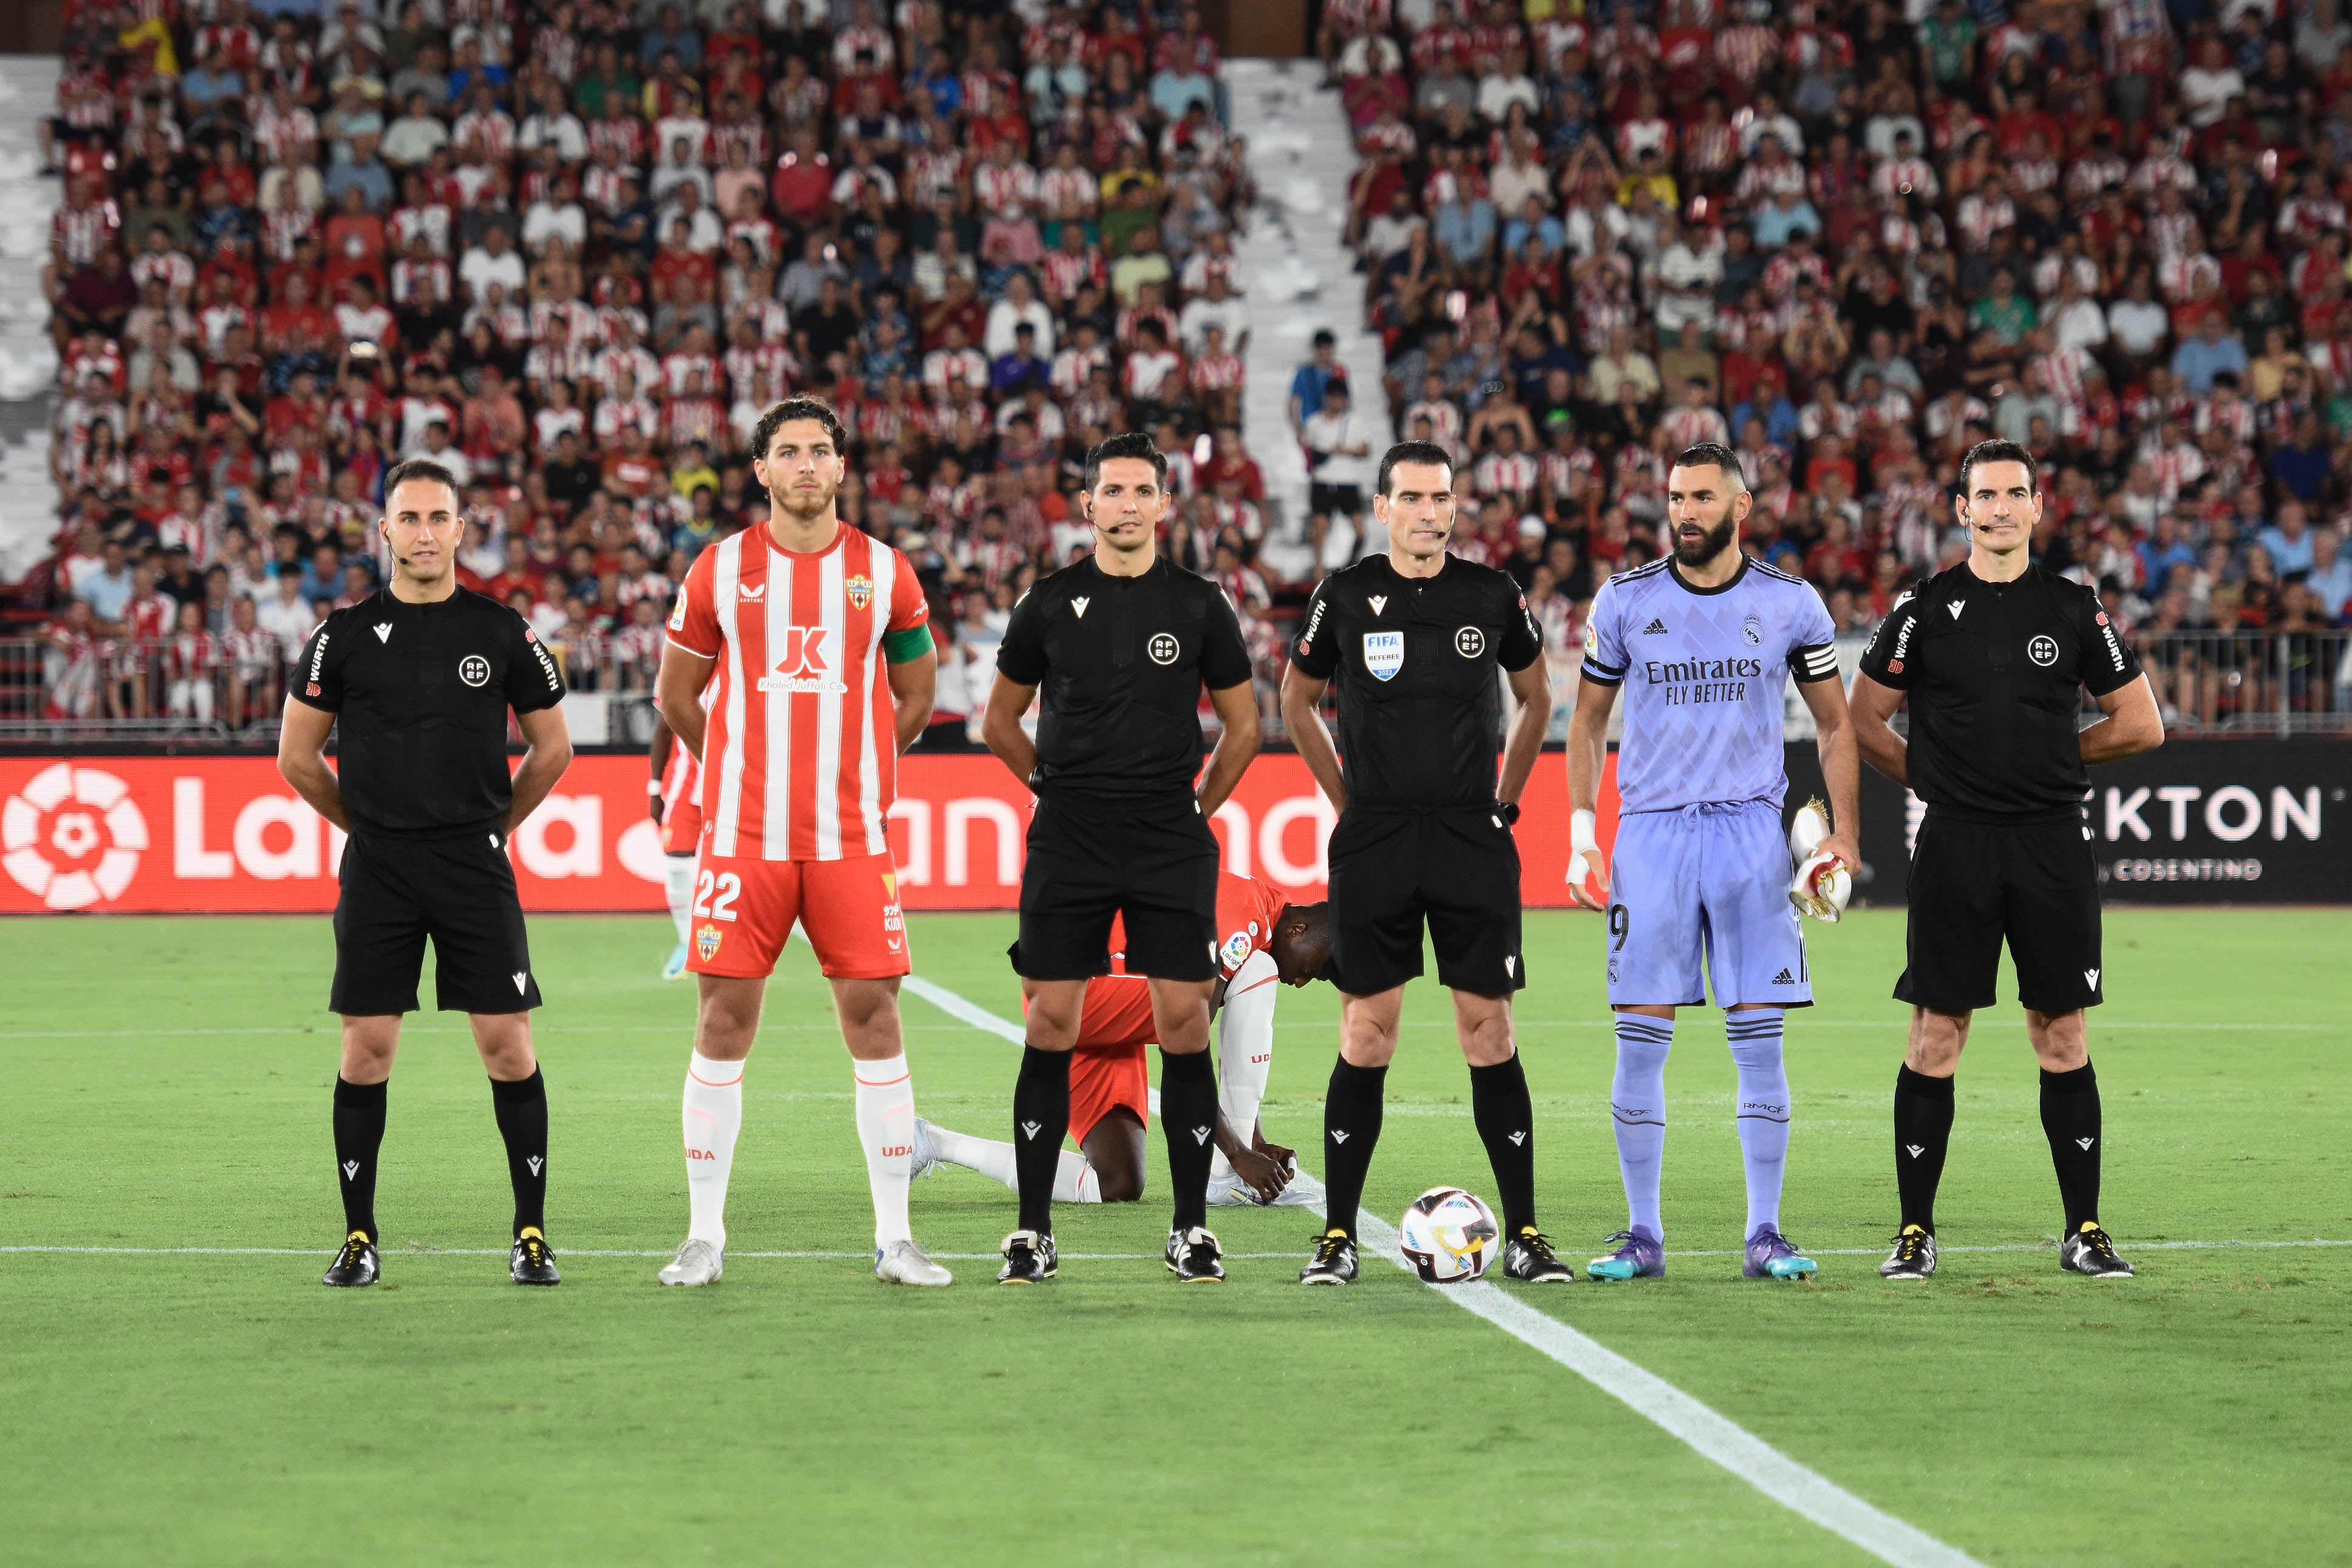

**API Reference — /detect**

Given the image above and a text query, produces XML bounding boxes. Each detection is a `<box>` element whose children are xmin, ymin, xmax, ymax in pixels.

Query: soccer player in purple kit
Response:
<box><xmin>1565</xmin><ymin>443</ymin><xmax>1861</xmax><ymax>1282</ymax></box>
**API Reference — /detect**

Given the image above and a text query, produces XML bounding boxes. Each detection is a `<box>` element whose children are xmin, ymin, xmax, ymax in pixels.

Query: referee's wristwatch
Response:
<box><xmin>1497</xmin><ymin>800</ymin><xmax>1521</xmax><ymax>826</ymax></box>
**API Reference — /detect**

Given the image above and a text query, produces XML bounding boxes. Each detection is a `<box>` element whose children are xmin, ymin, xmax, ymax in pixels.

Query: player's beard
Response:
<box><xmin>770</xmin><ymin>474</ymin><xmax>837</xmax><ymax>525</ymax></box>
<box><xmin>1672</xmin><ymin>508</ymin><xmax>1739</xmax><ymax>569</ymax></box>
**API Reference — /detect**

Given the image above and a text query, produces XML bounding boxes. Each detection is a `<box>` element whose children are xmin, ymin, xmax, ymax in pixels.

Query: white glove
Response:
<box><xmin>1786</xmin><ymin>800</ymin><xmax>1850</xmax><ymax>922</ymax></box>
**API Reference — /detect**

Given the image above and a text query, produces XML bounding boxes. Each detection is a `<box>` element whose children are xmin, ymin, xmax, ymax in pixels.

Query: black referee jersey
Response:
<box><xmin>995</xmin><ymin>555</ymin><xmax>1254</xmax><ymax>797</ymax></box>
<box><xmin>292</xmin><ymin>587</ymin><xmax>567</xmax><ymax>839</ymax></box>
<box><xmin>1857</xmin><ymin>561</ymin><xmax>2143</xmax><ymax>821</ymax></box>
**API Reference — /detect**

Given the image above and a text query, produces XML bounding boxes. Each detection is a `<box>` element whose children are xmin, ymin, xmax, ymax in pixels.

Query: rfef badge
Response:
<box><xmin>1363</xmin><ymin>630</ymin><xmax>1404</xmax><ymax>681</ymax></box>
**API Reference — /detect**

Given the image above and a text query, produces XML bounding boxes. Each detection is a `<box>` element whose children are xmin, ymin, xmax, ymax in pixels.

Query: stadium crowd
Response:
<box><xmin>18</xmin><ymin>0</ymin><xmax>1277</xmax><ymax>731</ymax></box>
<box><xmin>1312</xmin><ymin>0</ymin><xmax>2352</xmax><ymax>720</ymax></box>
<box><xmin>16</xmin><ymin>0</ymin><xmax>2352</xmax><ymax>734</ymax></box>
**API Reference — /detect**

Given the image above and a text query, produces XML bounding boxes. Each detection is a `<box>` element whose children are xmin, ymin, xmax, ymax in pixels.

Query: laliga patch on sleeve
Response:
<box><xmin>1221</xmin><ymin>930</ymin><xmax>1253</xmax><ymax>970</ymax></box>
<box><xmin>1363</xmin><ymin>630</ymin><xmax>1404</xmax><ymax>681</ymax></box>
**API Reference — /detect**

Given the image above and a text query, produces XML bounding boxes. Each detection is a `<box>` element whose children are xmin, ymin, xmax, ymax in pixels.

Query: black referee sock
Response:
<box><xmin>1469</xmin><ymin>1053</ymin><xmax>1538</xmax><ymax>1237</ymax></box>
<box><xmin>332</xmin><ymin>1076</ymin><xmax>387</xmax><ymax>1241</ymax></box>
<box><xmin>1893</xmin><ymin>1064</ymin><xmax>1955</xmax><ymax>1234</ymax></box>
<box><xmin>489</xmin><ymin>1069</ymin><xmax>549</xmax><ymax>1239</ymax></box>
<box><xmin>1160</xmin><ymin>1047</ymin><xmax>1219</xmax><ymax>1232</ymax></box>
<box><xmin>2039</xmin><ymin>1061</ymin><xmax>2102</xmax><ymax>1234</ymax></box>
<box><xmin>1012</xmin><ymin>1046</ymin><xmax>1072</xmax><ymax>1235</ymax></box>
<box><xmin>1321</xmin><ymin>1057</ymin><xmax>1387</xmax><ymax>1240</ymax></box>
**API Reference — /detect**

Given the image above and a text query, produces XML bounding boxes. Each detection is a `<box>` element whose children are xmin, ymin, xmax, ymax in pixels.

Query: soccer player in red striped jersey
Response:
<box><xmin>652</xmin><ymin>397</ymin><xmax>951</xmax><ymax>1288</ymax></box>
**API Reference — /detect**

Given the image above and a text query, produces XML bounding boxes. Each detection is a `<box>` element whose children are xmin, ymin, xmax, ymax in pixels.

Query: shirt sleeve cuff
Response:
<box><xmin>664</xmin><ymin>633</ymin><xmax>720</xmax><ymax>660</ymax></box>
<box><xmin>1579</xmin><ymin>658</ymin><xmax>1624</xmax><ymax>686</ymax></box>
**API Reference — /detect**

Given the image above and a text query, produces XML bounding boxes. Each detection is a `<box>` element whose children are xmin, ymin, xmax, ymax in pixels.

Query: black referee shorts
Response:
<box><xmin>1014</xmin><ymin>790</ymin><xmax>1220</xmax><ymax>983</ymax></box>
<box><xmin>1895</xmin><ymin>813</ymin><xmax>2103</xmax><ymax>1015</ymax></box>
<box><xmin>1325</xmin><ymin>806</ymin><xmax>1526</xmax><ymax>998</ymax></box>
<box><xmin>331</xmin><ymin>830</ymin><xmax>545</xmax><ymax>1016</ymax></box>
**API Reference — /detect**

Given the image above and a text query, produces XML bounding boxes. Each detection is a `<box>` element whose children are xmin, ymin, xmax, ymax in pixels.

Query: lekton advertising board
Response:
<box><xmin>5</xmin><ymin>743</ymin><xmax>2339</xmax><ymax>916</ymax></box>
<box><xmin>0</xmin><ymin>753</ymin><xmax>1626</xmax><ymax>915</ymax></box>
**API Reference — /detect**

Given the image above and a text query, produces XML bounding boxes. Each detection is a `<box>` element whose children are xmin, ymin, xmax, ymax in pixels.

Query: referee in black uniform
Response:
<box><xmin>981</xmin><ymin>431</ymin><xmax>1263</xmax><ymax>1284</ymax></box>
<box><xmin>1279</xmin><ymin>440</ymin><xmax>1573</xmax><ymax>1286</ymax></box>
<box><xmin>278</xmin><ymin>459</ymin><xmax>575</xmax><ymax>1288</ymax></box>
<box><xmin>1850</xmin><ymin>439</ymin><xmax>2164</xmax><ymax>1281</ymax></box>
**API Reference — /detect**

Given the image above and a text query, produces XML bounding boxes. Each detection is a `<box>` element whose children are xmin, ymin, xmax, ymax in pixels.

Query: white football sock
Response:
<box><xmin>925</xmin><ymin>1122</ymin><xmax>1101</xmax><ymax>1202</ymax></box>
<box><xmin>664</xmin><ymin>854</ymin><xmax>695</xmax><ymax>944</ymax></box>
<box><xmin>1208</xmin><ymin>948</ymin><xmax>1280</xmax><ymax>1181</ymax></box>
<box><xmin>683</xmin><ymin>1052</ymin><xmax>743</xmax><ymax>1247</ymax></box>
<box><xmin>854</xmin><ymin>1055</ymin><xmax>916</xmax><ymax>1246</ymax></box>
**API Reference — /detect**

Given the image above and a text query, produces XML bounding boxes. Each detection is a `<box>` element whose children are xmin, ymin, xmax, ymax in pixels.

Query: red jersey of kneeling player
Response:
<box><xmin>664</xmin><ymin>520</ymin><xmax>933</xmax><ymax>979</ymax></box>
<box><xmin>1027</xmin><ymin>871</ymin><xmax>1290</xmax><ymax>1146</ymax></box>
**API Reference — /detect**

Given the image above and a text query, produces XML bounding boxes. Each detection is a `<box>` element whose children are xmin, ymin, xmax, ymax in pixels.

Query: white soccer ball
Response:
<box><xmin>1398</xmin><ymin>1186</ymin><xmax>1499</xmax><ymax>1285</ymax></box>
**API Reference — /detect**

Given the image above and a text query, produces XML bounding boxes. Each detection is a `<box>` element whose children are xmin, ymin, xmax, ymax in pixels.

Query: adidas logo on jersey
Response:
<box><xmin>1642</xmin><ymin>618</ymin><xmax>1668</xmax><ymax>634</ymax></box>
<box><xmin>1771</xmin><ymin>968</ymin><xmax>1796</xmax><ymax>985</ymax></box>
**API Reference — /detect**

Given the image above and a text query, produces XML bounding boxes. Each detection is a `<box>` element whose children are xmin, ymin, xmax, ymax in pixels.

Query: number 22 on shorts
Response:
<box><xmin>693</xmin><ymin>870</ymin><xmax>742</xmax><ymax>921</ymax></box>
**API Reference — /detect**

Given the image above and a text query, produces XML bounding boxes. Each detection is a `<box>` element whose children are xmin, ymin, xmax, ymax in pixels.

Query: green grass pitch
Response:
<box><xmin>2</xmin><ymin>907</ymin><xmax>2347</xmax><ymax>1566</ymax></box>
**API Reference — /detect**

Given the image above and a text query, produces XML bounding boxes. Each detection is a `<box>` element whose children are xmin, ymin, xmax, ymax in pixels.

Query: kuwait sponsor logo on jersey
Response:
<box><xmin>1363</xmin><ymin>629</ymin><xmax>1404</xmax><ymax>680</ymax></box>
<box><xmin>845</xmin><ymin>573</ymin><xmax>874</xmax><ymax>610</ymax></box>
<box><xmin>759</xmin><ymin>626</ymin><xmax>848</xmax><ymax>693</ymax></box>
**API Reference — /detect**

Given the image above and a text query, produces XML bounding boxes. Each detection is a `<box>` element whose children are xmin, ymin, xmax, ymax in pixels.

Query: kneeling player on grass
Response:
<box><xmin>651</xmin><ymin>399</ymin><xmax>953</xmax><ymax>1289</ymax></box>
<box><xmin>1566</xmin><ymin>443</ymin><xmax>1860</xmax><ymax>1283</ymax></box>
<box><xmin>914</xmin><ymin>876</ymin><xmax>1331</xmax><ymax>1208</ymax></box>
<box><xmin>1278</xmin><ymin>441</ymin><xmax>1572</xmax><ymax>1288</ymax></box>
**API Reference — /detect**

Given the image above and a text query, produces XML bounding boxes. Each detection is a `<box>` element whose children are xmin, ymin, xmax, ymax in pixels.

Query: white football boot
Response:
<box><xmin>874</xmin><ymin>1239</ymin><xmax>953</xmax><ymax>1286</ymax></box>
<box><xmin>657</xmin><ymin>1237</ymin><xmax>725</xmax><ymax>1286</ymax></box>
<box><xmin>908</xmin><ymin>1117</ymin><xmax>942</xmax><ymax>1180</ymax></box>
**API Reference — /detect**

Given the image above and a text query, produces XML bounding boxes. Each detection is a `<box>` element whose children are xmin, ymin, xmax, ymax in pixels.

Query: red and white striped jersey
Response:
<box><xmin>667</xmin><ymin>523</ymin><xmax>930</xmax><ymax>862</ymax></box>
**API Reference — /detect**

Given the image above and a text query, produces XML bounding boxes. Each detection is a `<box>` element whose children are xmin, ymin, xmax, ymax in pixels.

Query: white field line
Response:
<box><xmin>6</xmin><ymin>1239</ymin><xmax>2341</xmax><ymax>1262</ymax></box>
<box><xmin>0</xmin><ymin>1246</ymin><xmax>1296</xmax><ymax>1260</ymax></box>
<box><xmin>893</xmin><ymin>979</ymin><xmax>1987</xmax><ymax>1568</ymax></box>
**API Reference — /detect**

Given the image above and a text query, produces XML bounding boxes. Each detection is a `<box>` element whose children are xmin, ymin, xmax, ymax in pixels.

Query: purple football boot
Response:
<box><xmin>1587</xmin><ymin>1228</ymin><xmax>1666</xmax><ymax>1282</ymax></box>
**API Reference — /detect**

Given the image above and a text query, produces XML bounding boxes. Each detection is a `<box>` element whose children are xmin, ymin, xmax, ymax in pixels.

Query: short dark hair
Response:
<box><xmin>1083</xmin><ymin>430</ymin><xmax>1168</xmax><ymax>492</ymax></box>
<box><xmin>1671</xmin><ymin>442</ymin><xmax>1748</xmax><ymax>492</ymax></box>
<box><xmin>752</xmin><ymin>396</ymin><xmax>848</xmax><ymax>461</ymax></box>
<box><xmin>1376</xmin><ymin>440</ymin><xmax>1453</xmax><ymax>498</ymax></box>
<box><xmin>382</xmin><ymin>458</ymin><xmax>461</xmax><ymax>510</ymax></box>
<box><xmin>1958</xmin><ymin>438</ymin><xmax>2039</xmax><ymax>496</ymax></box>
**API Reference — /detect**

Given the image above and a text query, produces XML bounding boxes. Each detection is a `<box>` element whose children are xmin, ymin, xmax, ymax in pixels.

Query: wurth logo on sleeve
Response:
<box><xmin>758</xmin><ymin>626</ymin><xmax>847</xmax><ymax>693</ymax></box>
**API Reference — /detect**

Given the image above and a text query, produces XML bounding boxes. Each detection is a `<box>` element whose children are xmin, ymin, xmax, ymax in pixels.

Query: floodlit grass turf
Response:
<box><xmin>2</xmin><ymin>908</ymin><xmax>2347</xmax><ymax>1567</ymax></box>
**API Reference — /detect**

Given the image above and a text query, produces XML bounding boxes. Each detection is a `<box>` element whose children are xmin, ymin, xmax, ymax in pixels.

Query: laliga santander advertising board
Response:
<box><xmin>0</xmin><ymin>753</ymin><xmax>1621</xmax><ymax>916</ymax></box>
